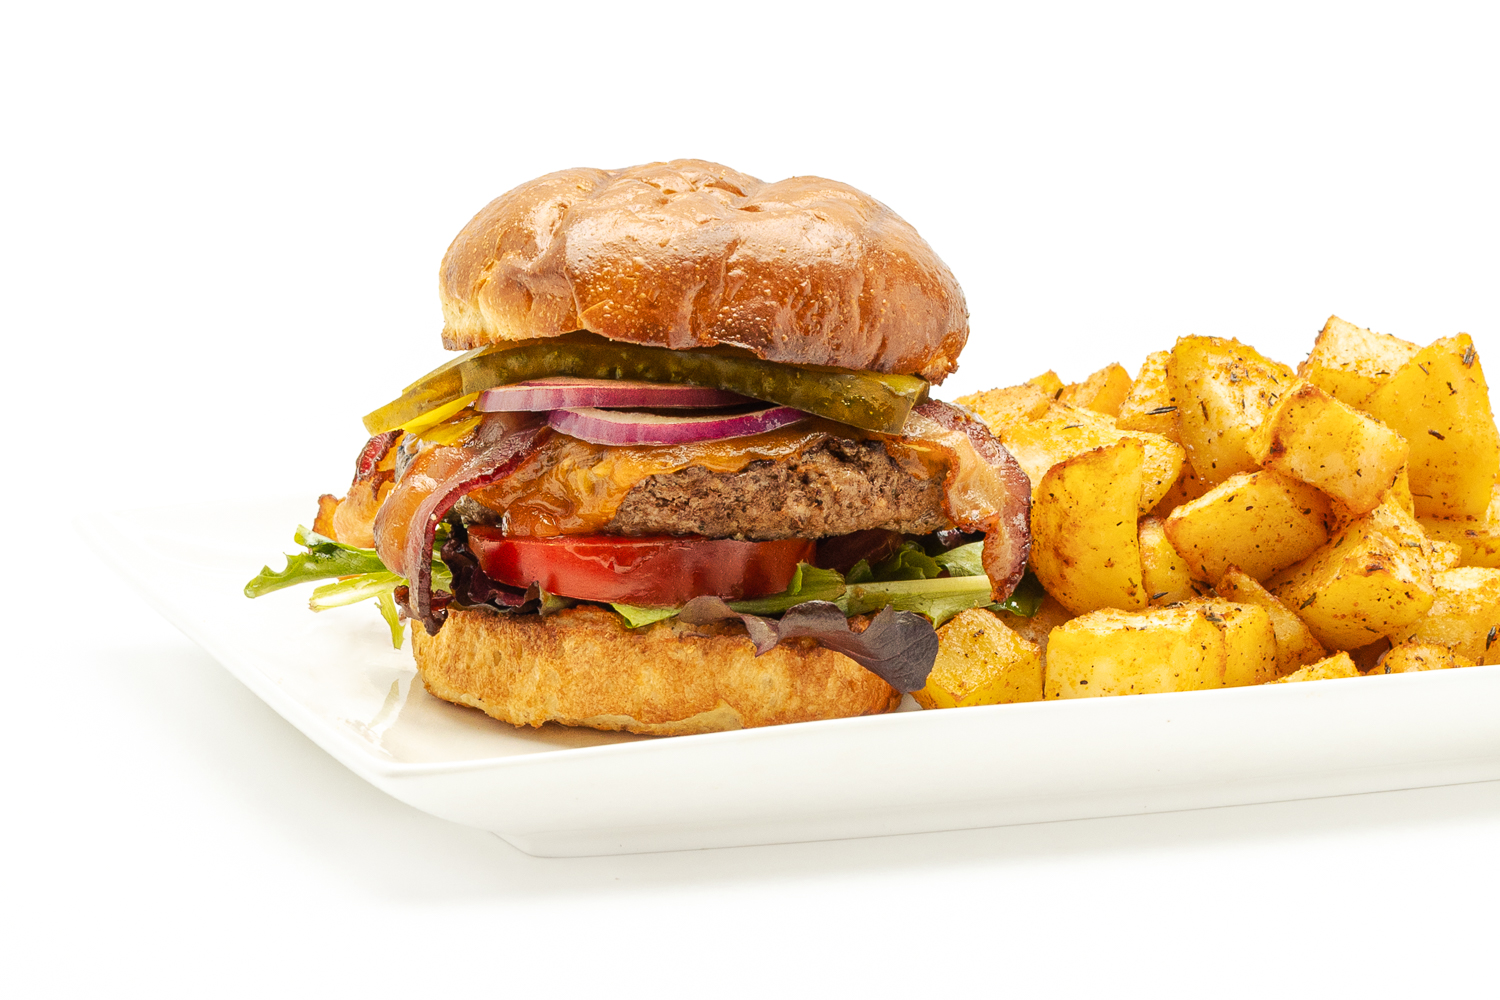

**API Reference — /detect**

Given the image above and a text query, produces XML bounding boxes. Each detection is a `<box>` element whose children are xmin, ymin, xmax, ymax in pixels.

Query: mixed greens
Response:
<box><xmin>246</xmin><ymin>530</ymin><xmax>1041</xmax><ymax>654</ymax></box>
<box><xmin>244</xmin><ymin>524</ymin><xmax>452</xmax><ymax>648</ymax></box>
<box><xmin>613</xmin><ymin>540</ymin><xmax>1040</xmax><ymax>630</ymax></box>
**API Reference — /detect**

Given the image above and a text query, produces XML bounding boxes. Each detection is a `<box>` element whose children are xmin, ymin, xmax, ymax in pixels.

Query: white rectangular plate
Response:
<box><xmin>86</xmin><ymin>497</ymin><xmax>1500</xmax><ymax>857</ymax></box>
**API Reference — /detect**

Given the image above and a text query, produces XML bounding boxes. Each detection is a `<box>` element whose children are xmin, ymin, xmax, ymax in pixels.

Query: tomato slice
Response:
<box><xmin>465</xmin><ymin>528</ymin><xmax>814</xmax><ymax>606</ymax></box>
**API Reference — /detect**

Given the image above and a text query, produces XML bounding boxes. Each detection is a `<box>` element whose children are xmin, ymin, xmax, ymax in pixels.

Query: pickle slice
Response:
<box><xmin>363</xmin><ymin>333</ymin><xmax>930</xmax><ymax>435</ymax></box>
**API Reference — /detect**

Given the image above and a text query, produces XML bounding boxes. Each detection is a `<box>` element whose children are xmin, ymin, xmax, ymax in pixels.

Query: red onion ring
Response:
<box><xmin>476</xmin><ymin>378</ymin><xmax>751</xmax><ymax>412</ymax></box>
<box><xmin>547</xmin><ymin>405</ymin><xmax>810</xmax><ymax>447</ymax></box>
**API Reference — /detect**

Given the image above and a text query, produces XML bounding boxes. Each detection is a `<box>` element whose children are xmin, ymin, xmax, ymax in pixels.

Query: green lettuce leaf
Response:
<box><xmin>244</xmin><ymin>526</ymin><xmax>387</xmax><ymax>597</ymax></box>
<box><xmin>846</xmin><ymin>541</ymin><xmax>944</xmax><ymax>584</ymax></box>
<box><xmin>244</xmin><ymin>524</ymin><xmax>452</xmax><ymax>598</ymax></box>
<box><xmin>933</xmin><ymin>540</ymin><xmax>986</xmax><ymax>578</ymax></box>
<box><xmin>375</xmin><ymin>589</ymin><xmax>405</xmax><ymax>648</ymax></box>
<box><xmin>726</xmin><ymin>563</ymin><xmax>847</xmax><ymax>616</ymax></box>
<box><xmin>991</xmin><ymin>571</ymin><xmax>1045</xmax><ymax>618</ymax></box>
<box><xmin>246</xmin><ymin>523</ymin><xmax>455</xmax><ymax>650</ymax></box>
<box><xmin>611</xmin><ymin>603</ymin><xmax>681</xmax><ymax>628</ymax></box>
<box><xmin>309</xmin><ymin>571</ymin><xmax>404</xmax><ymax>610</ymax></box>
<box><xmin>537</xmin><ymin>587</ymin><xmax>575</xmax><ymax>617</ymax></box>
<box><xmin>838</xmin><ymin>574</ymin><xmax>995</xmax><ymax>627</ymax></box>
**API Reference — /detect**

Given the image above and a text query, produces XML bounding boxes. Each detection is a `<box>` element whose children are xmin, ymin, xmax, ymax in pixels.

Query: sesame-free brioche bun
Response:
<box><xmin>411</xmin><ymin>605</ymin><xmax>902</xmax><ymax>736</ymax></box>
<box><xmin>438</xmin><ymin>159</ymin><xmax>968</xmax><ymax>383</ymax></box>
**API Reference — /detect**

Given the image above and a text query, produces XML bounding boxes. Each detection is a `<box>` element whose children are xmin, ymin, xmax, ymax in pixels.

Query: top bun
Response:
<box><xmin>438</xmin><ymin>160</ymin><xmax>968</xmax><ymax>383</ymax></box>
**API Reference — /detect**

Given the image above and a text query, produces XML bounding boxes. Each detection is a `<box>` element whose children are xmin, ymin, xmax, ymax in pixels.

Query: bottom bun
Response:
<box><xmin>411</xmin><ymin>605</ymin><xmax>901</xmax><ymax>736</ymax></box>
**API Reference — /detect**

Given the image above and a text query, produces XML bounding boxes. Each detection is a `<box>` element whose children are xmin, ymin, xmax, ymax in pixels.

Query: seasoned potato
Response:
<box><xmin>1030</xmin><ymin>440</ymin><xmax>1147</xmax><ymax>615</ymax></box>
<box><xmin>1059</xmin><ymin>362</ymin><xmax>1133</xmax><ymax>417</ymax></box>
<box><xmin>990</xmin><ymin>402</ymin><xmax>1185</xmax><ymax>513</ymax></box>
<box><xmin>1372</xmin><ymin>642</ymin><xmax>1475</xmax><ymax>674</ymax></box>
<box><xmin>1139</xmin><ymin>516</ymin><xmax>1201</xmax><ymax>606</ymax></box>
<box><xmin>915</xmin><ymin>609</ymin><xmax>1044</xmax><ymax>709</ymax></box>
<box><xmin>1363</xmin><ymin>334</ymin><xmax>1500</xmax><ymax>518</ymax></box>
<box><xmin>1044</xmin><ymin>600</ymin><xmax>1276</xmax><ymax>698</ymax></box>
<box><xmin>1389</xmin><ymin>567</ymin><xmax>1500</xmax><ymax>665</ymax></box>
<box><xmin>1215</xmin><ymin>566</ymin><xmax>1327</xmax><ymax>675</ymax></box>
<box><xmin>959</xmin><ymin>315</ymin><xmax>1497</xmax><ymax>708</ymax></box>
<box><xmin>1149</xmin><ymin>462</ymin><xmax>1213</xmax><ymax>515</ymax></box>
<box><xmin>1269</xmin><ymin>651</ymin><xmax>1360</xmax><ymax>684</ymax></box>
<box><xmin>1419</xmin><ymin>485</ymin><xmax>1500</xmax><ymax>568</ymax></box>
<box><xmin>955</xmin><ymin>382</ymin><xmax>1054</xmax><ymax>428</ymax></box>
<box><xmin>1388</xmin><ymin>465</ymin><xmax>1416</xmax><ymax>517</ymax></box>
<box><xmin>1325</xmin><ymin>464</ymin><xmax>1414</xmax><ymax>534</ymax></box>
<box><xmin>1246</xmin><ymin>380</ymin><xmax>1408</xmax><ymax>515</ymax></box>
<box><xmin>1297</xmin><ymin>315</ymin><xmax>1419</xmax><ymax>407</ymax></box>
<box><xmin>994</xmin><ymin>594</ymin><xmax>1074</xmax><ymax>663</ymax></box>
<box><xmin>1163</xmin><ymin>470</ymin><xmax>1331</xmax><ymax>582</ymax></box>
<box><xmin>1028</xmin><ymin>370</ymin><xmax>1065</xmax><ymax>396</ymax></box>
<box><xmin>1267</xmin><ymin>499</ymin><xmax>1436</xmax><ymax>650</ymax></box>
<box><xmin>1429</xmin><ymin>540</ymin><xmax>1463</xmax><ymax>571</ymax></box>
<box><xmin>1196</xmin><ymin>599</ymin><xmax>1283</xmax><ymax>687</ymax></box>
<box><xmin>1116</xmin><ymin>350</ymin><xmax>1182</xmax><ymax>443</ymax></box>
<box><xmin>1348</xmin><ymin>638</ymin><xmax>1393</xmax><ymax>674</ymax></box>
<box><xmin>1172</xmin><ymin>335</ymin><xmax>1294</xmax><ymax>486</ymax></box>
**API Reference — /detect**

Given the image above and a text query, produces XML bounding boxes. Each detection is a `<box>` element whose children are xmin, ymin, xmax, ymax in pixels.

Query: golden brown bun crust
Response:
<box><xmin>439</xmin><ymin>160</ymin><xmax>968</xmax><ymax>383</ymax></box>
<box><xmin>411</xmin><ymin>605</ymin><xmax>901</xmax><ymax>736</ymax></box>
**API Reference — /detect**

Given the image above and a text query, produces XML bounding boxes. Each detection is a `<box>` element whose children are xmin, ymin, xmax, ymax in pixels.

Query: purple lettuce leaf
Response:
<box><xmin>678</xmin><ymin>597</ymin><xmax>938</xmax><ymax>693</ymax></box>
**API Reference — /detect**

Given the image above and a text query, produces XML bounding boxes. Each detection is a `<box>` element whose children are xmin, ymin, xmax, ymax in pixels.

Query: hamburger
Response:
<box><xmin>248</xmin><ymin>159</ymin><xmax>1032</xmax><ymax>735</ymax></box>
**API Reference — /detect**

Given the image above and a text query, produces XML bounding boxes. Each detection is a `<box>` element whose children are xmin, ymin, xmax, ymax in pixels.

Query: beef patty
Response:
<box><xmin>606</xmin><ymin>437</ymin><xmax>948</xmax><ymax>540</ymax></box>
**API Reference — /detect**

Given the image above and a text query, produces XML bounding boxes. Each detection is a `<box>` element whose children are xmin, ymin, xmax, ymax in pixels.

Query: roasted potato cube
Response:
<box><xmin>1420</xmin><ymin>485</ymin><xmax>1500</xmax><ymax>568</ymax></box>
<box><xmin>1029</xmin><ymin>370</ymin><xmax>1065</xmax><ymax>396</ymax></box>
<box><xmin>1269</xmin><ymin>651</ymin><xmax>1359</xmax><ymax>683</ymax></box>
<box><xmin>1429</xmin><ymin>540</ymin><xmax>1463</xmax><ymax>571</ymax></box>
<box><xmin>1297</xmin><ymin>315</ymin><xmax>1419</xmax><ymax>407</ymax></box>
<box><xmin>991</xmin><ymin>402</ymin><xmax>1185</xmax><ymax>513</ymax></box>
<box><xmin>914</xmin><ymin>608</ymin><xmax>1044</xmax><ymax>708</ymax></box>
<box><xmin>1172</xmin><ymin>335</ymin><xmax>1294</xmax><ymax>486</ymax></box>
<box><xmin>1149</xmin><ymin>462</ymin><xmax>1213</xmax><ymax>515</ymax></box>
<box><xmin>1389</xmin><ymin>465</ymin><xmax>1416</xmax><ymax>517</ymax></box>
<box><xmin>1372</xmin><ymin>642</ymin><xmax>1475</xmax><ymax>674</ymax></box>
<box><xmin>1363</xmin><ymin>334</ymin><xmax>1500</xmax><ymax>518</ymax></box>
<box><xmin>1215</xmin><ymin>566</ymin><xmax>1327</xmax><ymax>675</ymax></box>
<box><xmin>955</xmin><ymin>382</ymin><xmax>1055</xmax><ymax>428</ymax></box>
<box><xmin>1347</xmin><ymin>638</ymin><xmax>1393</xmax><ymax>673</ymax></box>
<box><xmin>1031</xmin><ymin>440</ymin><xmax>1147</xmax><ymax>615</ymax></box>
<box><xmin>1326</xmin><ymin>465</ymin><xmax>1414</xmax><ymax>534</ymax></box>
<box><xmin>1195</xmin><ymin>599</ymin><xmax>1282</xmax><ymax>686</ymax></box>
<box><xmin>1267</xmin><ymin>499</ymin><xmax>1436</xmax><ymax>650</ymax></box>
<box><xmin>1246</xmin><ymin>380</ymin><xmax>1408</xmax><ymax>515</ymax></box>
<box><xmin>1163</xmin><ymin>470</ymin><xmax>1331</xmax><ymax>582</ymax></box>
<box><xmin>1140</xmin><ymin>516</ymin><xmax>1201</xmax><ymax>606</ymax></box>
<box><xmin>1116</xmin><ymin>350</ymin><xmax>1182</xmax><ymax>443</ymax></box>
<box><xmin>1059</xmin><ymin>362</ymin><xmax>1133</xmax><ymax>417</ymax></box>
<box><xmin>994</xmin><ymin>594</ymin><xmax>1074</xmax><ymax>664</ymax></box>
<box><xmin>1044</xmin><ymin>600</ymin><xmax>1276</xmax><ymax>698</ymax></box>
<box><xmin>1389</xmin><ymin>567</ymin><xmax>1500</xmax><ymax>665</ymax></box>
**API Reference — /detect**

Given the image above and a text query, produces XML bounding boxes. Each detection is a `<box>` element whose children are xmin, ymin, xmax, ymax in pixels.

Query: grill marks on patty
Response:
<box><xmin>607</xmin><ymin>438</ymin><xmax>948</xmax><ymax>540</ymax></box>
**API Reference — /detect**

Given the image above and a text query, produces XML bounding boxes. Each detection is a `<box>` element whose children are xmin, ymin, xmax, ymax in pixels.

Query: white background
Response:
<box><xmin>4</xmin><ymin>1</ymin><xmax>1499</xmax><ymax>995</ymax></box>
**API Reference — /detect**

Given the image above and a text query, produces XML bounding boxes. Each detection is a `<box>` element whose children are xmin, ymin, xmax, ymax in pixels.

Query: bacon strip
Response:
<box><xmin>355</xmin><ymin>430</ymin><xmax>404</xmax><ymax>481</ymax></box>
<box><xmin>888</xmin><ymin>401</ymin><xmax>1032</xmax><ymax>601</ymax></box>
<box><xmin>373</xmin><ymin>413</ymin><xmax>548</xmax><ymax>634</ymax></box>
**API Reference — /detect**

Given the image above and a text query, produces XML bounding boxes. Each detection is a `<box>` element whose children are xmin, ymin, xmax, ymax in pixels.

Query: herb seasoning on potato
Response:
<box><xmin>950</xmin><ymin>314</ymin><xmax>1500</xmax><ymax>702</ymax></box>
